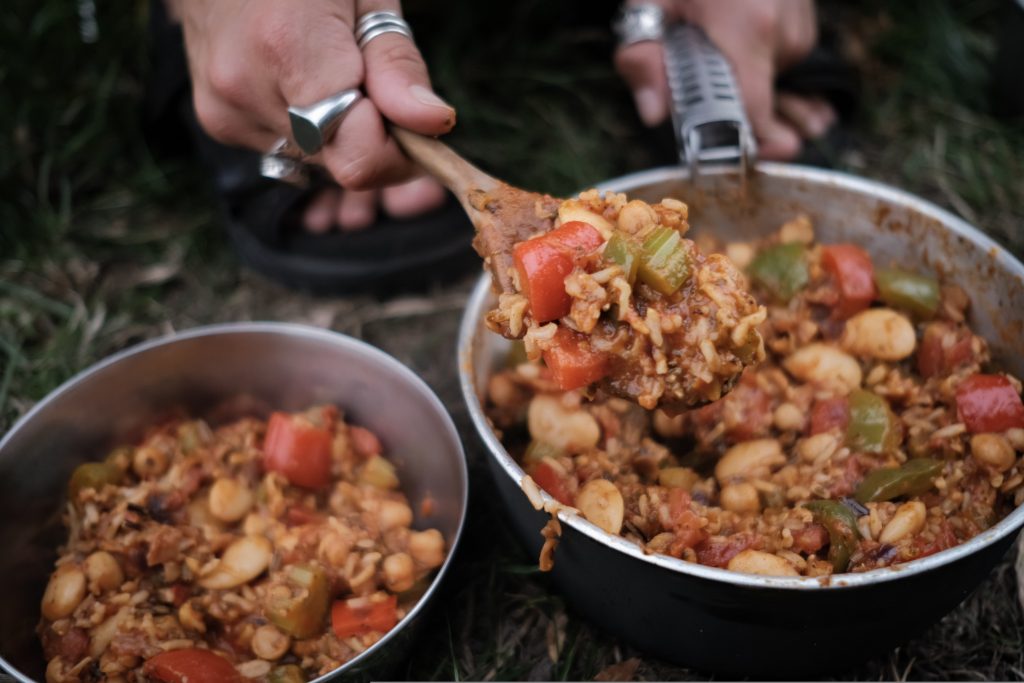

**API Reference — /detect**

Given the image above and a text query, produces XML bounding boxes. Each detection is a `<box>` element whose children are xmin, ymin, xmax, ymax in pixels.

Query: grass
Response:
<box><xmin>3</xmin><ymin>0</ymin><xmax>1024</xmax><ymax>679</ymax></box>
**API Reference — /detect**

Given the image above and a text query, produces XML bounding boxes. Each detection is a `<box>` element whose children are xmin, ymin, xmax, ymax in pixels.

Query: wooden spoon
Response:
<box><xmin>390</xmin><ymin>127</ymin><xmax>560</xmax><ymax>294</ymax></box>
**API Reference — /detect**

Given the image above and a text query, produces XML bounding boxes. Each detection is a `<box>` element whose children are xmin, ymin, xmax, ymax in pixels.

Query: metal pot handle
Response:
<box><xmin>662</xmin><ymin>23</ymin><xmax>757</xmax><ymax>178</ymax></box>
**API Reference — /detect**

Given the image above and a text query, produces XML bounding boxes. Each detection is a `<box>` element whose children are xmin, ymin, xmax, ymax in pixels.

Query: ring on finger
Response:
<box><xmin>354</xmin><ymin>10</ymin><xmax>414</xmax><ymax>50</ymax></box>
<box><xmin>613</xmin><ymin>4</ymin><xmax>666</xmax><ymax>47</ymax></box>
<box><xmin>287</xmin><ymin>88</ymin><xmax>362</xmax><ymax>156</ymax></box>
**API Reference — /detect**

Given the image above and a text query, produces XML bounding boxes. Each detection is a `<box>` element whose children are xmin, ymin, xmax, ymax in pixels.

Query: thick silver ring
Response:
<box><xmin>354</xmin><ymin>10</ymin><xmax>413</xmax><ymax>50</ymax></box>
<box><xmin>613</xmin><ymin>4</ymin><xmax>666</xmax><ymax>47</ymax></box>
<box><xmin>287</xmin><ymin>88</ymin><xmax>362</xmax><ymax>156</ymax></box>
<box><xmin>260</xmin><ymin>138</ymin><xmax>309</xmax><ymax>186</ymax></box>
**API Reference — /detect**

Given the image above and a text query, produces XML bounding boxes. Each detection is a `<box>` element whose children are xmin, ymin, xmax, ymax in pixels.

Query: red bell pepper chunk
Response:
<box><xmin>956</xmin><ymin>374</ymin><xmax>1024</xmax><ymax>434</ymax></box>
<box><xmin>821</xmin><ymin>244</ymin><xmax>877</xmax><ymax>319</ymax></box>
<box><xmin>514</xmin><ymin>221</ymin><xmax>604</xmax><ymax>323</ymax></box>
<box><xmin>331</xmin><ymin>595</ymin><xmax>398</xmax><ymax>639</ymax></box>
<box><xmin>349</xmin><ymin>425</ymin><xmax>382</xmax><ymax>458</ymax></box>
<box><xmin>667</xmin><ymin>489</ymin><xmax>708</xmax><ymax>550</ymax></box>
<box><xmin>810</xmin><ymin>396</ymin><xmax>850</xmax><ymax>435</ymax></box>
<box><xmin>917</xmin><ymin>322</ymin><xmax>974</xmax><ymax>378</ymax></box>
<box><xmin>529</xmin><ymin>458</ymin><xmax>574</xmax><ymax>505</ymax></box>
<box><xmin>542</xmin><ymin>327</ymin><xmax>609</xmax><ymax>391</ymax></box>
<box><xmin>143</xmin><ymin>648</ymin><xmax>242</xmax><ymax>683</ymax></box>
<box><xmin>263</xmin><ymin>412</ymin><xmax>333</xmax><ymax>489</ymax></box>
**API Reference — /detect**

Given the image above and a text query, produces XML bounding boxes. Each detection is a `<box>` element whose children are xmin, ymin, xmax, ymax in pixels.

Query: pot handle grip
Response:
<box><xmin>662</xmin><ymin>23</ymin><xmax>757</xmax><ymax>177</ymax></box>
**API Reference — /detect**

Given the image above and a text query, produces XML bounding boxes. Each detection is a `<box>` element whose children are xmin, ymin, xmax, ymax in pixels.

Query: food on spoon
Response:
<box><xmin>487</xmin><ymin>214</ymin><xmax>1024</xmax><ymax>576</ymax></box>
<box><xmin>38</xmin><ymin>406</ymin><xmax>447</xmax><ymax>681</ymax></box>
<box><xmin>487</xmin><ymin>189</ymin><xmax>766</xmax><ymax>410</ymax></box>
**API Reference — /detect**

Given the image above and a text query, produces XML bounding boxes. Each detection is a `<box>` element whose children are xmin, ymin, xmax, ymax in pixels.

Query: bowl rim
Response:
<box><xmin>0</xmin><ymin>321</ymin><xmax>469</xmax><ymax>682</ymax></box>
<box><xmin>458</xmin><ymin>162</ymin><xmax>1024</xmax><ymax>592</ymax></box>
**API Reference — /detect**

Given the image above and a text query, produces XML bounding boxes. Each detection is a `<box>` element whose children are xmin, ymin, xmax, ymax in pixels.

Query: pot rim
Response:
<box><xmin>0</xmin><ymin>321</ymin><xmax>469</xmax><ymax>682</ymax></box>
<box><xmin>458</xmin><ymin>162</ymin><xmax>1024</xmax><ymax>591</ymax></box>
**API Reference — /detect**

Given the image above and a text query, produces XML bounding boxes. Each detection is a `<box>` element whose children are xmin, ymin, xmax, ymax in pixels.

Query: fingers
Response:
<box><xmin>357</xmin><ymin>0</ymin><xmax>456</xmax><ymax>135</ymax></box>
<box><xmin>303</xmin><ymin>189</ymin><xmax>340</xmax><ymax>234</ymax></box>
<box><xmin>381</xmin><ymin>175</ymin><xmax>447</xmax><ymax>218</ymax></box>
<box><xmin>614</xmin><ymin>41</ymin><xmax>670</xmax><ymax>127</ymax></box>
<box><xmin>775</xmin><ymin>94</ymin><xmax>836</xmax><ymax>140</ymax></box>
<box><xmin>337</xmin><ymin>188</ymin><xmax>378</xmax><ymax>231</ymax></box>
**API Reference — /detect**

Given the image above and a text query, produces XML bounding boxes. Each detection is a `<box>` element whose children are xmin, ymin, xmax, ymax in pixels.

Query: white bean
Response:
<box><xmin>727</xmin><ymin>549</ymin><xmax>799</xmax><ymax>576</ymax></box>
<box><xmin>772</xmin><ymin>402</ymin><xmax>805</xmax><ymax>432</ymax></box>
<box><xmin>198</xmin><ymin>535</ymin><xmax>272</xmax><ymax>590</ymax></box>
<box><xmin>41</xmin><ymin>564</ymin><xmax>86</xmax><ymax>621</ymax></box>
<box><xmin>879</xmin><ymin>501</ymin><xmax>927</xmax><ymax>544</ymax></box>
<box><xmin>720</xmin><ymin>483</ymin><xmax>761</xmax><ymax>514</ymax></box>
<box><xmin>715</xmin><ymin>439</ymin><xmax>786</xmax><ymax>484</ymax></box>
<box><xmin>783</xmin><ymin>343</ymin><xmax>862</xmax><ymax>394</ymax></box>
<box><xmin>557</xmin><ymin>204</ymin><xmax>614</xmax><ymax>238</ymax></box>
<box><xmin>527</xmin><ymin>395</ymin><xmax>600</xmax><ymax>453</ymax></box>
<box><xmin>576</xmin><ymin>479</ymin><xmax>624</xmax><ymax>535</ymax></box>
<box><xmin>796</xmin><ymin>433</ymin><xmax>840</xmax><ymax>464</ymax></box>
<box><xmin>208</xmin><ymin>478</ymin><xmax>254</xmax><ymax>523</ymax></box>
<box><xmin>83</xmin><ymin>551</ymin><xmax>123</xmax><ymax>594</ymax></box>
<box><xmin>841</xmin><ymin>308</ymin><xmax>917</xmax><ymax>361</ymax></box>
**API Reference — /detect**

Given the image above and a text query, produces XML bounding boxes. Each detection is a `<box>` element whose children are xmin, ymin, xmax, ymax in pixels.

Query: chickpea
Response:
<box><xmin>1005</xmin><ymin>428</ymin><xmax>1024</xmax><ymax>451</ymax></box>
<box><xmin>382</xmin><ymin>552</ymin><xmax>416</xmax><ymax>592</ymax></box>
<box><xmin>41</xmin><ymin>564</ymin><xmax>87</xmax><ymax>621</ymax></box>
<box><xmin>46</xmin><ymin>657</ymin><xmax>70</xmax><ymax>683</ymax></box>
<box><xmin>796</xmin><ymin>433</ymin><xmax>840</xmax><ymax>464</ymax></box>
<box><xmin>616</xmin><ymin>199</ymin><xmax>658</xmax><ymax>235</ymax></box>
<box><xmin>720</xmin><ymin>483</ymin><xmax>761</xmax><ymax>514</ymax></box>
<box><xmin>251</xmin><ymin>624</ymin><xmax>291</xmax><ymax>661</ymax></box>
<box><xmin>488</xmin><ymin>373</ymin><xmax>525</xmax><ymax>408</ymax></box>
<box><xmin>725</xmin><ymin>242</ymin><xmax>755</xmax><ymax>270</ymax></box>
<box><xmin>132</xmin><ymin>445</ymin><xmax>169</xmax><ymax>479</ymax></box>
<box><xmin>653</xmin><ymin>410</ymin><xmax>686</xmax><ymax>438</ymax></box>
<box><xmin>319</xmin><ymin>531</ymin><xmax>352</xmax><ymax>566</ymax></box>
<box><xmin>378</xmin><ymin>500</ymin><xmax>414</xmax><ymax>532</ymax></box>
<box><xmin>970</xmin><ymin>433</ymin><xmax>1016</xmax><ymax>473</ymax></box>
<box><xmin>527</xmin><ymin>395</ymin><xmax>600</xmax><ymax>453</ymax></box>
<box><xmin>772</xmin><ymin>402</ymin><xmax>805</xmax><ymax>432</ymax></box>
<box><xmin>83</xmin><ymin>551</ymin><xmax>123</xmax><ymax>594</ymax></box>
<box><xmin>879</xmin><ymin>501</ymin><xmax>927</xmax><ymax>544</ymax></box>
<box><xmin>208</xmin><ymin>478</ymin><xmax>254</xmax><ymax>523</ymax></box>
<box><xmin>408</xmin><ymin>529</ymin><xmax>445</xmax><ymax>569</ymax></box>
<box><xmin>778</xmin><ymin>214</ymin><xmax>815</xmax><ymax>244</ymax></box>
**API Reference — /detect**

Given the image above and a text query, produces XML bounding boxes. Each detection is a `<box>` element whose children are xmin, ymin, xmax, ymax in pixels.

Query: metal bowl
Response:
<box><xmin>458</xmin><ymin>164</ymin><xmax>1024</xmax><ymax>676</ymax></box>
<box><xmin>0</xmin><ymin>322</ymin><xmax>468</xmax><ymax>682</ymax></box>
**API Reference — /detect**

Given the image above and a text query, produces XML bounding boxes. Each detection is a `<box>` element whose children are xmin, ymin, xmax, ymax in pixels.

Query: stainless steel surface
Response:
<box><xmin>0</xmin><ymin>323</ymin><xmax>468</xmax><ymax>683</ymax></box>
<box><xmin>663</xmin><ymin>24</ymin><xmax>756</xmax><ymax>177</ymax></box>
<box><xmin>611</xmin><ymin>4</ymin><xmax>666</xmax><ymax>46</ymax></box>
<box><xmin>288</xmin><ymin>88</ymin><xmax>362</xmax><ymax>155</ymax></box>
<box><xmin>260</xmin><ymin>137</ymin><xmax>310</xmax><ymax>187</ymax></box>
<box><xmin>458</xmin><ymin>163</ymin><xmax>1024</xmax><ymax>675</ymax></box>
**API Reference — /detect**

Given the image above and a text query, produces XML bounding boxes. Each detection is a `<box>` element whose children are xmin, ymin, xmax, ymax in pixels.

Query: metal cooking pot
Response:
<box><xmin>459</xmin><ymin>24</ymin><xmax>1024</xmax><ymax>675</ymax></box>
<box><xmin>0</xmin><ymin>323</ymin><xmax>468</xmax><ymax>682</ymax></box>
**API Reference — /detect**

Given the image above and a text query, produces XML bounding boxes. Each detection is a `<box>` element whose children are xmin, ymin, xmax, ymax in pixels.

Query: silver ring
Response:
<box><xmin>354</xmin><ymin>10</ymin><xmax>413</xmax><ymax>50</ymax></box>
<box><xmin>260</xmin><ymin>138</ymin><xmax>309</xmax><ymax>186</ymax></box>
<box><xmin>613</xmin><ymin>4</ymin><xmax>666</xmax><ymax>47</ymax></box>
<box><xmin>287</xmin><ymin>88</ymin><xmax>362</xmax><ymax>156</ymax></box>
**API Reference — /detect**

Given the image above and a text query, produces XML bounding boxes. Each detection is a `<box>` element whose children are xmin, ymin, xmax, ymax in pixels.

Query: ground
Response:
<box><xmin>3</xmin><ymin>0</ymin><xmax>1024</xmax><ymax>680</ymax></box>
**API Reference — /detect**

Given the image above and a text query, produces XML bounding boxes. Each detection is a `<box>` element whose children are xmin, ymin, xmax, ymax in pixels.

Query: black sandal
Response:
<box><xmin>143</xmin><ymin>0</ymin><xmax>476</xmax><ymax>295</ymax></box>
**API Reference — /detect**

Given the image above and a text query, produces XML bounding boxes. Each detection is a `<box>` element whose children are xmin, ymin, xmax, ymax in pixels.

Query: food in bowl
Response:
<box><xmin>38</xmin><ymin>405</ymin><xmax>447</xmax><ymax>682</ymax></box>
<box><xmin>486</xmin><ymin>190</ymin><xmax>766</xmax><ymax>410</ymax></box>
<box><xmin>486</xmin><ymin>215</ymin><xmax>1024</xmax><ymax>577</ymax></box>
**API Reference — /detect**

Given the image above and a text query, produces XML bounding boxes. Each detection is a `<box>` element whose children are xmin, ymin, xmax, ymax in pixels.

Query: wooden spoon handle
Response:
<box><xmin>389</xmin><ymin>127</ymin><xmax>498</xmax><ymax>197</ymax></box>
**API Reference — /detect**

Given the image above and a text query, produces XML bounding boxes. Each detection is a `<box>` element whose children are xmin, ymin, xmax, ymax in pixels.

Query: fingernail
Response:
<box><xmin>409</xmin><ymin>84</ymin><xmax>454</xmax><ymax>112</ymax></box>
<box><xmin>634</xmin><ymin>87</ymin><xmax>664</xmax><ymax>127</ymax></box>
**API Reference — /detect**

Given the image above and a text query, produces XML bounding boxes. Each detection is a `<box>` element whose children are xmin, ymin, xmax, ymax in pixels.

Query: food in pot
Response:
<box><xmin>38</xmin><ymin>406</ymin><xmax>447</xmax><ymax>682</ymax></box>
<box><xmin>487</xmin><ymin>189</ymin><xmax>766</xmax><ymax>410</ymax></box>
<box><xmin>486</xmin><ymin>215</ymin><xmax>1024</xmax><ymax>577</ymax></box>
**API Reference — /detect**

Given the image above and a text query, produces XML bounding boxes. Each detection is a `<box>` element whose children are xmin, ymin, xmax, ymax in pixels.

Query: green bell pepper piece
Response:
<box><xmin>68</xmin><ymin>462</ymin><xmax>123</xmax><ymax>501</ymax></box>
<box><xmin>854</xmin><ymin>458</ymin><xmax>944</xmax><ymax>503</ymax></box>
<box><xmin>506</xmin><ymin>340</ymin><xmax>528</xmax><ymax>368</ymax></box>
<box><xmin>748</xmin><ymin>243</ymin><xmax>809</xmax><ymax>302</ymax></box>
<box><xmin>269</xmin><ymin>665</ymin><xmax>306</xmax><ymax>683</ymax></box>
<box><xmin>637</xmin><ymin>227</ymin><xmax>691</xmax><ymax>295</ymax></box>
<box><xmin>266</xmin><ymin>564</ymin><xmax>330</xmax><ymax>639</ymax></box>
<box><xmin>523</xmin><ymin>440</ymin><xmax>564</xmax><ymax>466</ymax></box>
<box><xmin>603</xmin><ymin>233</ymin><xmax>640</xmax><ymax>284</ymax></box>
<box><xmin>875</xmin><ymin>267</ymin><xmax>940</xmax><ymax>318</ymax></box>
<box><xmin>803</xmin><ymin>500</ymin><xmax>861</xmax><ymax>572</ymax></box>
<box><xmin>847</xmin><ymin>389</ymin><xmax>900</xmax><ymax>454</ymax></box>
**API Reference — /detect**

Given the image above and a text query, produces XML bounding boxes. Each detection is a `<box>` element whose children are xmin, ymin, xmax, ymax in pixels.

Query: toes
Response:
<box><xmin>303</xmin><ymin>188</ymin><xmax>340</xmax><ymax>234</ymax></box>
<box><xmin>337</xmin><ymin>189</ymin><xmax>377</xmax><ymax>231</ymax></box>
<box><xmin>381</xmin><ymin>176</ymin><xmax>446</xmax><ymax>218</ymax></box>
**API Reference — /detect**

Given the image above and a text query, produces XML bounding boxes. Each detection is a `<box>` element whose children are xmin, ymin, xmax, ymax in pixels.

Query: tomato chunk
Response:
<box><xmin>542</xmin><ymin>327</ymin><xmax>609</xmax><ymax>391</ymax></box>
<box><xmin>529</xmin><ymin>458</ymin><xmax>574</xmax><ymax>505</ymax></box>
<box><xmin>331</xmin><ymin>595</ymin><xmax>398</xmax><ymax>639</ymax></box>
<box><xmin>263</xmin><ymin>412</ymin><xmax>333</xmax><ymax>489</ymax></box>
<box><xmin>821</xmin><ymin>244</ymin><xmax>876</xmax><ymax>319</ymax></box>
<box><xmin>917</xmin><ymin>322</ymin><xmax>974</xmax><ymax>378</ymax></box>
<box><xmin>143</xmin><ymin>648</ymin><xmax>242</xmax><ymax>683</ymax></box>
<box><xmin>513</xmin><ymin>221</ymin><xmax>604</xmax><ymax>323</ymax></box>
<box><xmin>810</xmin><ymin>396</ymin><xmax>850</xmax><ymax>435</ymax></box>
<box><xmin>956</xmin><ymin>374</ymin><xmax>1024</xmax><ymax>434</ymax></box>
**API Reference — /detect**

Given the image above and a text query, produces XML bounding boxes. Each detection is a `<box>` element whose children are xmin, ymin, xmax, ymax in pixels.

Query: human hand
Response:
<box><xmin>172</xmin><ymin>0</ymin><xmax>453</xmax><ymax>228</ymax></box>
<box><xmin>615</xmin><ymin>0</ymin><xmax>836</xmax><ymax>161</ymax></box>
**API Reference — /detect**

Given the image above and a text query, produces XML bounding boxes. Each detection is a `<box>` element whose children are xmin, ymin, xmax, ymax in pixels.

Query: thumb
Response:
<box><xmin>614</xmin><ymin>41</ymin><xmax>670</xmax><ymax>127</ymax></box>
<box><xmin>359</xmin><ymin>3</ymin><xmax>455</xmax><ymax>135</ymax></box>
